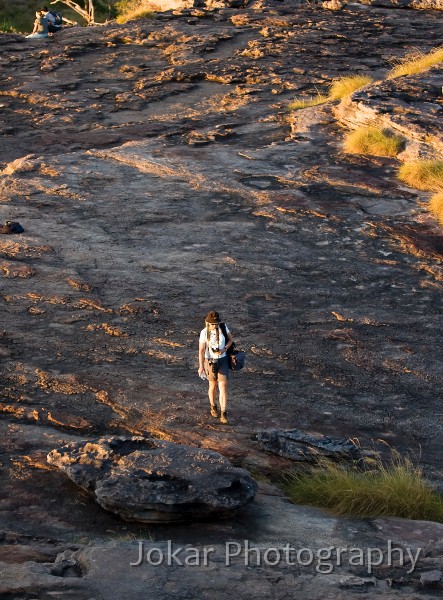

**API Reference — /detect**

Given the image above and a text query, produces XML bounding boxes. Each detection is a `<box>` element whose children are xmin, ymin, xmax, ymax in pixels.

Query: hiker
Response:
<box><xmin>26</xmin><ymin>10</ymin><xmax>49</xmax><ymax>38</ymax></box>
<box><xmin>198</xmin><ymin>310</ymin><xmax>234</xmax><ymax>425</ymax></box>
<box><xmin>43</xmin><ymin>6</ymin><xmax>63</xmax><ymax>33</ymax></box>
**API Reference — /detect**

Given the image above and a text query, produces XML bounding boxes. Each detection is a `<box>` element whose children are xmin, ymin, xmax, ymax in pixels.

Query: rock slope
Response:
<box><xmin>0</xmin><ymin>2</ymin><xmax>442</xmax><ymax>598</ymax></box>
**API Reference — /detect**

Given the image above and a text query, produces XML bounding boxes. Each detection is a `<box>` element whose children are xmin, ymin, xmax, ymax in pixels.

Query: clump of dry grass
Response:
<box><xmin>429</xmin><ymin>191</ymin><xmax>443</xmax><ymax>226</ymax></box>
<box><xmin>388</xmin><ymin>46</ymin><xmax>443</xmax><ymax>79</ymax></box>
<box><xmin>283</xmin><ymin>450</ymin><xmax>443</xmax><ymax>522</ymax></box>
<box><xmin>344</xmin><ymin>125</ymin><xmax>405</xmax><ymax>157</ymax></box>
<box><xmin>288</xmin><ymin>93</ymin><xmax>329</xmax><ymax>111</ymax></box>
<box><xmin>289</xmin><ymin>75</ymin><xmax>372</xmax><ymax>112</ymax></box>
<box><xmin>115</xmin><ymin>0</ymin><xmax>159</xmax><ymax>22</ymax></box>
<box><xmin>328</xmin><ymin>75</ymin><xmax>373</xmax><ymax>101</ymax></box>
<box><xmin>398</xmin><ymin>160</ymin><xmax>443</xmax><ymax>191</ymax></box>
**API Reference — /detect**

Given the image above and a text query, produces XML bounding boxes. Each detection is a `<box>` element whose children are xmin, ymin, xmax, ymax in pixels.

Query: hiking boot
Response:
<box><xmin>210</xmin><ymin>404</ymin><xmax>218</xmax><ymax>418</ymax></box>
<box><xmin>220</xmin><ymin>411</ymin><xmax>228</xmax><ymax>424</ymax></box>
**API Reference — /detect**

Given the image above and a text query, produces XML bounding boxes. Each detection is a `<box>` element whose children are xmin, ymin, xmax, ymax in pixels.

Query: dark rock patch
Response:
<box><xmin>257</xmin><ymin>428</ymin><xmax>362</xmax><ymax>462</ymax></box>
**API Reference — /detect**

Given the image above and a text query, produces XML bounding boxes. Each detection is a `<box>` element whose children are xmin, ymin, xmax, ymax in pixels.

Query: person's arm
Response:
<box><xmin>220</xmin><ymin>332</ymin><xmax>233</xmax><ymax>354</ymax></box>
<box><xmin>198</xmin><ymin>341</ymin><xmax>206</xmax><ymax>376</ymax></box>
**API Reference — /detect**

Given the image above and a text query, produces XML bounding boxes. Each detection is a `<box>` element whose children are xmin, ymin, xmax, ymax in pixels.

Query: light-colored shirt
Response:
<box><xmin>199</xmin><ymin>325</ymin><xmax>230</xmax><ymax>360</ymax></box>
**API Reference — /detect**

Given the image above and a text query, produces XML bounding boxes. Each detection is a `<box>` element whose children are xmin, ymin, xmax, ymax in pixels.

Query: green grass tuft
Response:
<box><xmin>283</xmin><ymin>452</ymin><xmax>443</xmax><ymax>522</ymax></box>
<box><xmin>0</xmin><ymin>19</ymin><xmax>18</xmax><ymax>33</ymax></box>
<box><xmin>344</xmin><ymin>125</ymin><xmax>405</xmax><ymax>157</ymax></box>
<box><xmin>398</xmin><ymin>160</ymin><xmax>443</xmax><ymax>192</ymax></box>
<box><xmin>388</xmin><ymin>46</ymin><xmax>443</xmax><ymax>79</ymax></box>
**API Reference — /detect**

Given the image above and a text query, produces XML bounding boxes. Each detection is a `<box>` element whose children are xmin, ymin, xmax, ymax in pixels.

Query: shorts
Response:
<box><xmin>204</xmin><ymin>356</ymin><xmax>229</xmax><ymax>382</ymax></box>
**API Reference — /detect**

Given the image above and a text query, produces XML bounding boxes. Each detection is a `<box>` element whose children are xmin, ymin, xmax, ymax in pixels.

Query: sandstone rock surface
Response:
<box><xmin>1</xmin><ymin>493</ymin><xmax>443</xmax><ymax>599</ymax></box>
<box><xmin>0</xmin><ymin>2</ymin><xmax>443</xmax><ymax>598</ymax></box>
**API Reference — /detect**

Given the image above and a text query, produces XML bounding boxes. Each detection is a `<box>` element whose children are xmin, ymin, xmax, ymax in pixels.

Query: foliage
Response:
<box><xmin>283</xmin><ymin>450</ymin><xmax>443</xmax><ymax>522</ymax></box>
<box><xmin>0</xmin><ymin>0</ymin><xmax>38</xmax><ymax>32</ymax></box>
<box><xmin>388</xmin><ymin>46</ymin><xmax>443</xmax><ymax>79</ymax></box>
<box><xmin>343</xmin><ymin>125</ymin><xmax>404</xmax><ymax>157</ymax></box>
<box><xmin>398</xmin><ymin>160</ymin><xmax>443</xmax><ymax>191</ymax></box>
<box><xmin>0</xmin><ymin>18</ymin><xmax>19</xmax><ymax>33</ymax></box>
<box><xmin>429</xmin><ymin>192</ymin><xmax>443</xmax><ymax>227</ymax></box>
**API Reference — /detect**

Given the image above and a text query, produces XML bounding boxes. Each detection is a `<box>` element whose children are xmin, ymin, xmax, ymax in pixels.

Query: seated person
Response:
<box><xmin>26</xmin><ymin>11</ymin><xmax>49</xmax><ymax>39</ymax></box>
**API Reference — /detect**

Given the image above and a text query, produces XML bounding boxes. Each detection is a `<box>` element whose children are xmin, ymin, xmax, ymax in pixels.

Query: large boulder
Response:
<box><xmin>47</xmin><ymin>436</ymin><xmax>257</xmax><ymax>523</ymax></box>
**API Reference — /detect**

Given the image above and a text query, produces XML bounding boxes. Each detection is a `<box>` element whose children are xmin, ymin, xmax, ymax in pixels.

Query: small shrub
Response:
<box><xmin>429</xmin><ymin>191</ymin><xmax>443</xmax><ymax>226</ymax></box>
<box><xmin>329</xmin><ymin>75</ymin><xmax>373</xmax><ymax>101</ymax></box>
<box><xmin>283</xmin><ymin>452</ymin><xmax>443</xmax><ymax>522</ymax></box>
<box><xmin>388</xmin><ymin>46</ymin><xmax>443</xmax><ymax>79</ymax></box>
<box><xmin>344</xmin><ymin>125</ymin><xmax>405</xmax><ymax>157</ymax></box>
<box><xmin>398</xmin><ymin>160</ymin><xmax>443</xmax><ymax>191</ymax></box>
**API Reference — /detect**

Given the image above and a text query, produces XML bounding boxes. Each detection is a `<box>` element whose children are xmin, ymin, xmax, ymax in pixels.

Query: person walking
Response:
<box><xmin>198</xmin><ymin>311</ymin><xmax>234</xmax><ymax>424</ymax></box>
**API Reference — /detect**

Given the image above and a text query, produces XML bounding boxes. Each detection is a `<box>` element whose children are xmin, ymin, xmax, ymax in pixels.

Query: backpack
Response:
<box><xmin>0</xmin><ymin>221</ymin><xmax>24</xmax><ymax>234</ymax></box>
<box><xmin>50</xmin><ymin>11</ymin><xmax>63</xmax><ymax>26</ymax></box>
<box><xmin>220</xmin><ymin>322</ymin><xmax>245</xmax><ymax>371</ymax></box>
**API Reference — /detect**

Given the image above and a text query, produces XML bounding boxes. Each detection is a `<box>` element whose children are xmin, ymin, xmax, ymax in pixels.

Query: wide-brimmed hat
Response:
<box><xmin>205</xmin><ymin>310</ymin><xmax>220</xmax><ymax>324</ymax></box>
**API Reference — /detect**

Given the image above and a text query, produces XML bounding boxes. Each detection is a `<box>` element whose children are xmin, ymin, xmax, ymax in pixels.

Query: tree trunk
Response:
<box><xmin>88</xmin><ymin>0</ymin><xmax>95</xmax><ymax>23</ymax></box>
<box><xmin>53</xmin><ymin>1</ymin><xmax>96</xmax><ymax>24</ymax></box>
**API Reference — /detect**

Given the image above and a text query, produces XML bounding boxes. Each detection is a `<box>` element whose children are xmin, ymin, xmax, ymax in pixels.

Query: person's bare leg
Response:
<box><xmin>218</xmin><ymin>380</ymin><xmax>228</xmax><ymax>423</ymax></box>
<box><xmin>208</xmin><ymin>380</ymin><xmax>218</xmax><ymax>416</ymax></box>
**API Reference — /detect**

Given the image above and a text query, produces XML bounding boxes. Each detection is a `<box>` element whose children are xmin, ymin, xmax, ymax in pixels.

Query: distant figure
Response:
<box><xmin>43</xmin><ymin>6</ymin><xmax>63</xmax><ymax>33</ymax></box>
<box><xmin>198</xmin><ymin>310</ymin><xmax>234</xmax><ymax>425</ymax></box>
<box><xmin>26</xmin><ymin>10</ymin><xmax>49</xmax><ymax>39</ymax></box>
